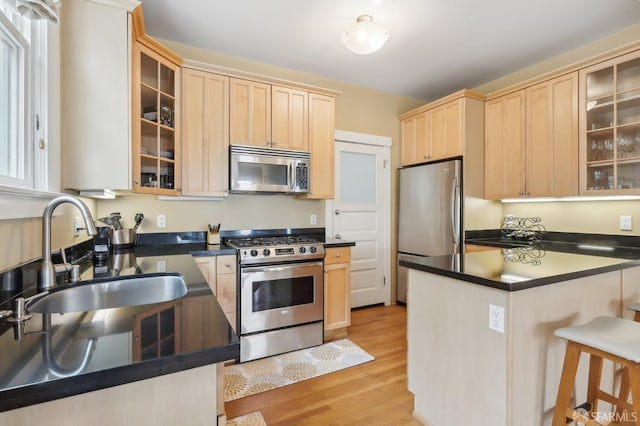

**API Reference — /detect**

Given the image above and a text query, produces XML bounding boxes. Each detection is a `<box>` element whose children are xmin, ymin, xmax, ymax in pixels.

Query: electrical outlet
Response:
<box><xmin>310</xmin><ymin>214</ymin><xmax>317</xmax><ymax>225</ymax></box>
<box><xmin>489</xmin><ymin>304</ymin><xmax>505</xmax><ymax>333</ymax></box>
<box><xmin>620</xmin><ymin>215</ymin><xmax>633</xmax><ymax>231</ymax></box>
<box><xmin>156</xmin><ymin>214</ymin><xmax>167</xmax><ymax>228</ymax></box>
<box><xmin>73</xmin><ymin>217</ymin><xmax>83</xmax><ymax>237</ymax></box>
<box><xmin>156</xmin><ymin>260</ymin><xmax>166</xmax><ymax>272</ymax></box>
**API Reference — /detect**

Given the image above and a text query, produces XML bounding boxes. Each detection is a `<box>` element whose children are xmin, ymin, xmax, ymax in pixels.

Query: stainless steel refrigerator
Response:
<box><xmin>396</xmin><ymin>158</ymin><xmax>462</xmax><ymax>303</ymax></box>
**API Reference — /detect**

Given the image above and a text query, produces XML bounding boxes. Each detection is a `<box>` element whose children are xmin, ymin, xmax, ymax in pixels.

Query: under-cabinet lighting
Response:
<box><xmin>576</xmin><ymin>244</ymin><xmax>615</xmax><ymax>252</ymax></box>
<box><xmin>501</xmin><ymin>195</ymin><xmax>640</xmax><ymax>203</ymax></box>
<box><xmin>79</xmin><ymin>189</ymin><xmax>116</xmax><ymax>199</ymax></box>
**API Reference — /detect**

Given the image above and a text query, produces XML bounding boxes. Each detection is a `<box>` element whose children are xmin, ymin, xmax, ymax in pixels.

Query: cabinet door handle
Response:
<box><xmin>224</xmin><ymin>263</ymin><xmax>230</xmax><ymax>267</ymax></box>
<box><xmin>336</xmin><ymin>253</ymin><xmax>341</xmax><ymax>258</ymax></box>
<box><xmin>334</xmin><ymin>234</ymin><xmax>342</xmax><ymax>240</ymax></box>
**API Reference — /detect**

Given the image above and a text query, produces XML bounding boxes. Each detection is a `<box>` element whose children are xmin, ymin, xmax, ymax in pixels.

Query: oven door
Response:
<box><xmin>240</xmin><ymin>261</ymin><xmax>323</xmax><ymax>335</ymax></box>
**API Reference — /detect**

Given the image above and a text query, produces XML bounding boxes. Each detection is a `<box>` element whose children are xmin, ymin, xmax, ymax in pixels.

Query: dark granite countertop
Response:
<box><xmin>0</xmin><ymin>240</ymin><xmax>239</xmax><ymax>413</ymax></box>
<box><xmin>400</xmin><ymin>232</ymin><xmax>640</xmax><ymax>292</ymax></box>
<box><xmin>323</xmin><ymin>239</ymin><xmax>356</xmax><ymax>248</ymax></box>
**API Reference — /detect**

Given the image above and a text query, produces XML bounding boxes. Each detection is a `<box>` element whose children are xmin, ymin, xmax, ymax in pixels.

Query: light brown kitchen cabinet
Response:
<box><xmin>131</xmin><ymin>7</ymin><xmax>182</xmax><ymax>195</ymax></box>
<box><xmin>304</xmin><ymin>93</ymin><xmax>336</xmax><ymax>199</ymax></box>
<box><xmin>484</xmin><ymin>91</ymin><xmax>526</xmax><ymax>199</ymax></box>
<box><xmin>230</xmin><ymin>78</ymin><xmax>310</xmax><ymax>151</ymax></box>
<box><xmin>181</xmin><ymin>296</ymin><xmax>218</xmax><ymax>353</ymax></box>
<box><xmin>324</xmin><ymin>247</ymin><xmax>352</xmax><ymax>338</ymax></box>
<box><xmin>526</xmin><ymin>73</ymin><xmax>578</xmax><ymax>196</ymax></box>
<box><xmin>399</xmin><ymin>91</ymin><xmax>482</xmax><ymax>167</ymax></box>
<box><xmin>272</xmin><ymin>86</ymin><xmax>309</xmax><ymax>150</ymax></box>
<box><xmin>194</xmin><ymin>254</ymin><xmax>237</xmax><ymax>332</ymax></box>
<box><xmin>181</xmin><ymin>68</ymin><xmax>230</xmax><ymax>196</ymax></box>
<box><xmin>579</xmin><ymin>49</ymin><xmax>640</xmax><ymax>194</ymax></box>
<box><xmin>229</xmin><ymin>78</ymin><xmax>272</xmax><ymax>148</ymax></box>
<box><xmin>484</xmin><ymin>73</ymin><xmax>578</xmax><ymax>200</ymax></box>
<box><xmin>400</xmin><ymin>112</ymin><xmax>427</xmax><ymax>166</ymax></box>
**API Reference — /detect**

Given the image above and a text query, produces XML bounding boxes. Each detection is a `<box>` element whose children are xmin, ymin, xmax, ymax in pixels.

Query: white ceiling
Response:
<box><xmin>141</xmin><ymin>0</ymin><xmax>640</xmax><ymax>101</ymax></box>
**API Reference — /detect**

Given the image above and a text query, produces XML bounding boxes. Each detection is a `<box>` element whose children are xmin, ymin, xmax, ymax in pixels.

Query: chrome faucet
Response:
<box><xmin>39</xmin><ymin>195</ymin><xmax>97</xmax><ymax>290</ymax></box>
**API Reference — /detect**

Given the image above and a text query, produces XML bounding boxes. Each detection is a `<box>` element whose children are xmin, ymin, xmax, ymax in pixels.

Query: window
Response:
<box><xmin>0</xmin><ymin>3</ymin><xmax>60</xmax><ymax>219</ymax></box>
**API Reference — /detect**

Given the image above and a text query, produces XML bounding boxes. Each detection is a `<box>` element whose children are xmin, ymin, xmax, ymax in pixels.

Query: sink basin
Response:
<box><xmin>28</xmin><ymin>274</ymin><xmax>187</xmax><ymax>313</ymax></box>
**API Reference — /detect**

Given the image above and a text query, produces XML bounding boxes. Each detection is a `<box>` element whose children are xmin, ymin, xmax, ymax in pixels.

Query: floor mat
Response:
<box><xmin>227</xmin><ymin>411</ymin><xmax>267</xmax><ymax>426</ymax></box>
<box><xmin>224</xmin><ymin>338</ymin><xmax>374</xmax><ymax>402</ymax></box>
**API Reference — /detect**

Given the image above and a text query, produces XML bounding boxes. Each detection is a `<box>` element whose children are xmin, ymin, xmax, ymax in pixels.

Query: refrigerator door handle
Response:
<box><xmin>450</xmin><ymin>177</ymin><xmax>461</xmax><ymax>245</ymax></box>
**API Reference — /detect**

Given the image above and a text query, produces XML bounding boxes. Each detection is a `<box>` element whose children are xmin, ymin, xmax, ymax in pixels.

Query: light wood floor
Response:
<box><xmin>225</xmin><ymin>304</ymin><xmax>423</xmax><ymax>425</ymax></box>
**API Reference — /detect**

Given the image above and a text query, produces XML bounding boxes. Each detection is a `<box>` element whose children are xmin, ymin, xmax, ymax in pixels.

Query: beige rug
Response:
<box><xmin>224</xmin><ymin>338</ymin><xmax>374</xmax><ymax>402</ymax></box>
<box><xmin>227</xmin><ymin>411</ymin><xmax>267</xmax><ymax>426</ymax></box>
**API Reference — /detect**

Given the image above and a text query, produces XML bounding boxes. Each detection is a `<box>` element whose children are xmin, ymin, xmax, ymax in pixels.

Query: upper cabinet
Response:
<box><xmin>132</xmin><ymin>43</ymin><xmax>181</xmax><ymax>194</ymax></box>
<box><xmin>399</xmin><ymin>91</ymin><xmax>483</xmax><ymax>167</ymax></box>
<box><xmin>131</xmin><ymin>7</ymin><xmax>182</xmax><ymax>195</ymax></box>
<box><xmin>484</xmin><ymin>72</ymin><xmax>578</xmax><ymax>200</ymax></box>
<box><xmin>181</xmin><ymin>68</ymin><xmax>230</xmax><ymax>196</ymax></box>
<box><xmin>306</xmin><ymin>93</ymin><xmax>336</xmax><ymax>199</ymax></box>
<box><xmin>61</xmin><ymin>0</ymin><xmax>134</xmax><ymax>191</ymax></box>
<box><xmin>579</xmin><ymin>50</ymin><xmax>640</xmax><ymax>194</ymax></box>
<box><xmin>230</xmin><ymin>79</ymin><xmax>309</xmax><ymax>151</ymax></box>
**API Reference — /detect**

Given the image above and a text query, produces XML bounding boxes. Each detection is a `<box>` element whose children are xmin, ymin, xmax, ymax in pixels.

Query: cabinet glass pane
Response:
<box><xmin>587</xmin><ymin>129</ymin><xmax>614</xmax><ymax>162</ymax></box>
<box><xmin>617</xmin><ymin>124</ymin><xmax>640</xmax><ymax>159</ymax></box>
<box><xmin>586</xmin><ymin>67</ymin><xmax>613</xmax><ymax>99</ymax></box>
<box><xmin>140</xmin><ymin>53</ymin><xmax>157</xmax><ymax>88</ymax></box>
<box><xmin>159</xmin><ymin>160</ymin><xmax>175</xmax><ymax>189</ymax></box>
<box><xmin>617</xmin><ymin>162</ymin><xmax>640</xmax><ymax>189</ymax></box>
<box><xmin>159</xmin><ymin>127</ymin><xmax>174</xmax><ymax>159</ymax></box>
<box><xmin>141</xmin><ymin>121</ymin><xmax>158</xmax><ymax>156</ymax></box>
<box><xmin>586</xmin><ymin>96</ymin><xmax>613</xmax><ymax>130</ymax></box>
<box><xmin>159</xmin><ymin>307</ymin><xmax>175</xmax><ymax>338</ymax></box>
<box><xmin>586</xmin><ymin>165</ymin><xmax>614</xmax><ymax>190</ymax></box>
<box><xmin>141</xmin><ymin>345</ymin><xmax>158</xmax><ymax>361</ymax></box>
<box><xmin>141</xmin><ymin>157</ymin><xmax>158</xmax><ymax>188</ymax></box>
<box><xmin>141</xmin><ymin>86</ymin><xmax>158</xmax><ymax>121</ymax></box>
<box><xmin>160</xmin><ymin>64</ymin><xmax>174</xmax><ymax>96</ymax></box>
<box><xmin>159</xmin><ymin>94</ymin><xmax>174</xmax><ymax>128</ymax></box>
<box><xmin>617</xmin><ymin>57</ymin><xmax>640</xmax><ymax>92</ymax></box>
<box><xmin>617</xmin><ymin>89</ymin><xmax>640</xmax><ymax>126</ymax></box>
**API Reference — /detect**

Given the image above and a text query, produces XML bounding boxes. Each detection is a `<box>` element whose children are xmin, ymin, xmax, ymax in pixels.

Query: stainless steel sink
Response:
<box><xmin>28</xmin><ymin>274</ymin><xmax>187</xmax><ymax>313</ymax></box>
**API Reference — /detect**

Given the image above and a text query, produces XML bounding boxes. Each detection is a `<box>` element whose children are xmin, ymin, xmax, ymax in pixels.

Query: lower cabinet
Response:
<box><xmin>133</xmin><ymin>301</ymin><xmax>181</xmax><ymax>361</ymax></box>
<box><xmin>324</xmin><ymin>247</ymin><xmax>352</xmax><ymax>338</ymax></box>
<box><xmin>194</xmin><ymin>254</ymin><xmax>237</xmax><ymax>332</ymax></box>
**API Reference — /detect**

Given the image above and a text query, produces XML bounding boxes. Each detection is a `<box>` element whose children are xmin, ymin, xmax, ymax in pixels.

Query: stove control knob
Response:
<box><xmin>250</xmin><ymin>249</ymin><xmax>258</xmax><ymax>257</ymax></box>
<box><xmin>309</xmin><ymin>246</ymin><xmax>317</xmax><ymax>254</ymax></box>
<box><xmin>299</xmin><ymin>246</ymin><xmax>307</xmax><ymax>254</ymax></box>
<box><xmin>263</xmin><ymin>249</ymin><xmax>271</xmax><ymax>257</ymax></box>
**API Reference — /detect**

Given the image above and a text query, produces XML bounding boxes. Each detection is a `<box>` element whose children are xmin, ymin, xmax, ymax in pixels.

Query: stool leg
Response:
<box><xmin>627</xmin><ymin>363</ymin><xmax>640</xmax><ymax>426</ymax></box>
<box><xmin>553</xmin><ymin>341</ymin><xmax>582</xmax><ymax>426</ymax></box>
<box><xmin>587</xmin><ymin>354</ymin><xmax>604</xmax><ymax>416</ymax></box>
<box><xmin>617</xmin><ymin>367</ymin><xmax>631</xmax><ymax>418</ymax></box>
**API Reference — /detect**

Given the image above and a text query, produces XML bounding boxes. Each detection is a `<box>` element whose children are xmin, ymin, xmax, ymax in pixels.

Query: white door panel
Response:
<box><xmin>328</xmin><ymin>133</ymin><xmax>391</xmax><ymax>307</ymax></box>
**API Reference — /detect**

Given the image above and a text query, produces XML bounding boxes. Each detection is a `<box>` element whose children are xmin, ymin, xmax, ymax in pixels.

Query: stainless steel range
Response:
<box><xmin>225</xmin><ymin>233</ymin><xmax>325</xmax><ymax>362</ymax></box>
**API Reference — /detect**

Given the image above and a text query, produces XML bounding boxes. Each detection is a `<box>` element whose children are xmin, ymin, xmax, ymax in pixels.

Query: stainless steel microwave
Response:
<box><xmin>230</xmin><ymin>145</ymin><xmax>310</xmax><ymax>194</ymax></box>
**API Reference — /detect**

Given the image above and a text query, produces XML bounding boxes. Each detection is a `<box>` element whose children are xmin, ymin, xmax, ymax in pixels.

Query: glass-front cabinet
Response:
<box><xmin>580</xmin><ymin>50</ymin><xmax>640</xmax><ymax>194</ymax></box>
<box><xmin>132</xmin><ymin>42</ymin><xmax>181</xmax><ymax>194</ymax></box>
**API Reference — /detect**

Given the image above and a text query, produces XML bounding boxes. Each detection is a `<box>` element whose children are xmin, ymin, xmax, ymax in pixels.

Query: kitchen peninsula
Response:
<box><xmin>401</xmin><ymin>240</ymin><xmax>640</xmax><ymax>426</ymax></box>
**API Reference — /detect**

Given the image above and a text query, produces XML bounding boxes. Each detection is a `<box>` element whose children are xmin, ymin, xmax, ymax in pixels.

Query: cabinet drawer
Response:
<box><xmin>216</xmin><ymin>255</ymin><xmax>236</xmax><ymax>274</ymax></box>
<box><xmin>324</xmin><ymin>247</ymin><xmax>351</xmax><ymax>265</ymax></box>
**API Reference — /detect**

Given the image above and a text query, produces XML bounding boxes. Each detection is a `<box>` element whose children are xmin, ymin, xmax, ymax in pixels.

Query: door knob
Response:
<box><xmin>334</xmin><ymin>209</ymin><xmax>340</xmax><ymax>215</ymax></box>
<box><xmin>334</xmin><ymin>234</ymin><xmax>342</xmax><ymax>240</ymax></box>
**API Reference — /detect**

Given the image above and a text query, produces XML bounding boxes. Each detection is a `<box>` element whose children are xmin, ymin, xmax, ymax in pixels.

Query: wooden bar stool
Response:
<box><xmin>552</xmin><ymin>317</ymin><xmax>640</xmax><ymax>426</ymax></box>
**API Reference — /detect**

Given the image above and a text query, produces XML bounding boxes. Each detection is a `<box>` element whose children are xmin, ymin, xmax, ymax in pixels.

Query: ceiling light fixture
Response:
<box><xmin>341</xmin><ymin>14</ymin><xmax>389</xmax><ymax>55</ymax></box>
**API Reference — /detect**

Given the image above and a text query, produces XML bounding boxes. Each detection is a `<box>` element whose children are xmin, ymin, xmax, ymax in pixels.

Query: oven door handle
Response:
<box><xmin>242</xmin><ymin>262</ymin><xmax>323</xmax><ymax>274</ymax></box>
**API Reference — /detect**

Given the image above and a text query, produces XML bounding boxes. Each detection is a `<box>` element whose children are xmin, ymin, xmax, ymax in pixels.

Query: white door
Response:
<box><xmin>327</xmin><ymin>131</ymin><xmax>391</xmax><ymax>308</ymax></box>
